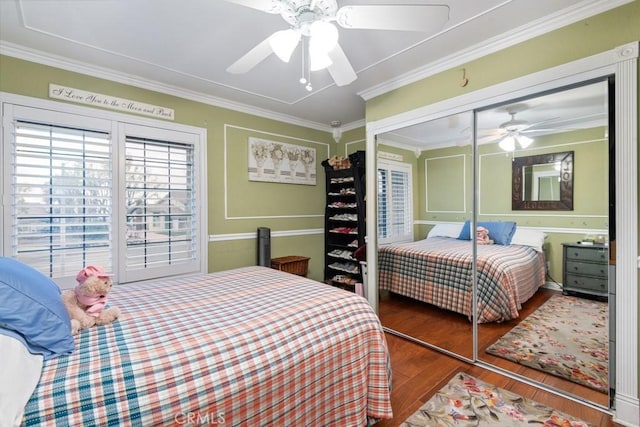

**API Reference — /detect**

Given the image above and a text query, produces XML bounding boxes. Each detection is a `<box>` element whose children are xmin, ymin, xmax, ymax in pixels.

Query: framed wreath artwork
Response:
<box><xmin>248</xmin><ymin>137</ymin><xmax>316</xmax><ymax>185</ymax></box>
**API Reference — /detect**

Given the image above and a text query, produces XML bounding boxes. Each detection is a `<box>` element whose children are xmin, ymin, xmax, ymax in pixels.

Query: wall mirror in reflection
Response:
<box><xmin>512</xmin><ymin>151</ymin><xmax>574</xmax><ymax>209</ymax></box>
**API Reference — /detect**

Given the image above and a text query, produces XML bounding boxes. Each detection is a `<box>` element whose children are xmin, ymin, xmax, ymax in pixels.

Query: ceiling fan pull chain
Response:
<box><xmin>302</xmin><ymin>37</ymin><xmax>312</xmax><ymax>91</ymax></box>
<box><xmin>299</xmin><ymin>38</ymin><xmax>307</xmax><ymax>85</ymax></box>
<box><xmin>306</xmin><ymin>67</ymin><xmax>313</xmax><ymax>92</ymax></box>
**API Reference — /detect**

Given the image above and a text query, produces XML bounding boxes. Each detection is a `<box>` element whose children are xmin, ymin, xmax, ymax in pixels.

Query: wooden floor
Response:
<box><xmin>376</xmin><ymin>332</ymin><xmax>619</xmax><ymax>426</ymax></box>
<box><xmin>377</xmin><ymin>289</ymin><xmax>619</xmax><ymax>426</ymax></box>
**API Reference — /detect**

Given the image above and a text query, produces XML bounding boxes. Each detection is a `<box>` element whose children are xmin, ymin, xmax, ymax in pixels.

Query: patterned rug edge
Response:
<box><xmin>400</xmin><ymin>372</ymin><xmax>592</xmax><ymax>427</ymax></box>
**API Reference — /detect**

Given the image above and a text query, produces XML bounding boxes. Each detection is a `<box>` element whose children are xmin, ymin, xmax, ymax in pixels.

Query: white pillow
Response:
<box><xmin>510</xmin><ymin>228</ymin><xmax>547</xmax><ymax>252</ymax></box>
<box><xmin>427</xmin><ymin>223</ymin><xmax>464</xmax><ymax>239</ymax></box>
<box><xmin>0</xmin><ymin>333</ymin><xmax>43</xmax><ymax>427</ymax></box>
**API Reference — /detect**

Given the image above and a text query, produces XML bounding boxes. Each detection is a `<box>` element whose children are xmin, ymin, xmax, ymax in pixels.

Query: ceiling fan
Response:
<box><xmin>481</xmin><ymin>111</ymin><xmax>563</xmax><ymax>151</ymax></box>
<box><xmin>224</xmin><ymin>0</ymin><xmax>450</xmax><ymax>90</ymax></box>
<box><xmin>495</xmin><ymin>112</ymin><xmax>535</xmax><ymax>151</ymax></box>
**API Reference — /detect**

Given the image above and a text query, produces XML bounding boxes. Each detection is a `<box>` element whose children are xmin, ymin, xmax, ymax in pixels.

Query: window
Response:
<box><xmin>124</xmin><ymin>135</ymin><xmax>196</xmax><ymax>275</ymax></box>
<box><xmin>377</xmin><ymin>159</ymin><xmax>413</xmax><ymax>244</ymax></box>
<box><xmin>2</xmin><ymin>99</ymin><xmax>206</xmax><ymax>287</ymax></box>
<box><xmin>10</xmin><ymin>120</ymin><xmax>113</xmax><ymax>279</ymax></box>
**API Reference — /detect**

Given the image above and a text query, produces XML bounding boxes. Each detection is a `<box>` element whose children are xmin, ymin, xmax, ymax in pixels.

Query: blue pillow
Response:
<box><xmin>457</xmin><ymin>221</ymin><xmax>517</xmax><ymax>245</ymax></box>
<box><xmin>0</xmin><ymin>257</ymin><xmax>74</xmax><ymax>360</ymax></box>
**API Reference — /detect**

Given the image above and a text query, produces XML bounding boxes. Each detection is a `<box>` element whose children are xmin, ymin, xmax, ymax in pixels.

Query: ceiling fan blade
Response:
<box><xmin>222</xmin><ymin>0</ymin><xmax>281</xmax><ymax>13</ymax></box>
<box><xmin>336</xmin><ymin>5</ymin><xmax>449</xmax><ymax>32</ymax></box>
<box><xmin>227</xmin><ymin>35</ymin><xmax>275</xmax><ymax>74</ymax></box>
<box><xmin>477</xmin><ymin>134</ymin><xmax>503</xmax><ymax>145</ymax></box>
<box><xmin>327</xmin><ymin>44</ymin><xmax>357</xmax><ymax>87</ymax></box>
<box><xmin>521</xmin><ymin>128</ymin><xmax>563</xmax><ymax>133</ymax></box>
<box><xmin>520</xmin><ymin>116</ymin><xmax>561</xmax><ymax>131</ymax></box>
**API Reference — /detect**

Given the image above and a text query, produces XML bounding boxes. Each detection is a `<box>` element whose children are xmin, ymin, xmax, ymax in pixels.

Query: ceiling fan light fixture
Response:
<box><xmin>309</xmin><ymin>21</ymin><xmax>339</xmax><ymax>53</ymax></box>
<box><xmin>517</xmin><ymin>134</ymin><xmax>533</xmax><ymax>149</ymax></box>
<box><xmin>499</xmin><ymin>134</ymin><xmax>534</xmax><ymax>151</ymax></box>
<box><xmin>499</xmin><ymin>135</ymin><xmax>516</xmax><ymax>152</ymax></box>
<box><xmin>269</xmin><ymin>29</ymin><xmax>301</xmax><ymax>62</ymax></box>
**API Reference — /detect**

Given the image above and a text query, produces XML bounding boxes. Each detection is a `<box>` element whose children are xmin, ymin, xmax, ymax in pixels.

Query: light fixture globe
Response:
<box><xmin>499</xmin><ymin>135</ymin><xmax>516</xmax><ymax>152</ymax></box>
<box><xmin>269</xmin><ymin>29</ymin><xmax>302</xmax><ymax>62</ymax></box>
<box><xmin>307</xmin><ymin>21</ymin><xmax>338</xmax><ymax>71</ymax></box>
<box><xmin>516</xmin><ymin>134</ymin><xmax>533</xmax><ymax>149</ymax></box>
<box><xmin>499</xmin><ymin>134</ymin><xmax>534</xmax><ymax>151</ymax></box>
<box><xmin>309</xmin><ymin>21</ymin><xmax>338</xmax><ymax>52</ymax></box>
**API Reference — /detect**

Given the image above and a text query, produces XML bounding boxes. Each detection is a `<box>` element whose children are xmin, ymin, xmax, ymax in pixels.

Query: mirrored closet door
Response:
<box><xmin>377</xmin><ymin>112</ymin><xmax>474</xmax><ymax>360</ymax></box>
<box><xmin>374</xmin><ymin>78</ymin><xmax>613</xmax><ymax>409</ymax></box>
<box><xmin>474</xmin><ymin>79</ymin><xmax>612</xmax><ymax>408</ymax></box>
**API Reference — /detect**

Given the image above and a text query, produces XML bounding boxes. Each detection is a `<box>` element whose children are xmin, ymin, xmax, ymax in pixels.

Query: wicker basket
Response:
<box><xmin>271</xmin><ymin>255</ymin><xmax>310</xmax><ymax>276</ymax></box>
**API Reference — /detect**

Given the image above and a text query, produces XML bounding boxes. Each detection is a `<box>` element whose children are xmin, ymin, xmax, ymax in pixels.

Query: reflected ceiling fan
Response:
<box><xmin>482</xmin><ymin>111</ymin><xmax>561</xmax><ymax>152</ymax></box>
<box><xmin>224</xmin><ymin>0</ymin><xmax>450</xmax><ymax>90</ymax></box>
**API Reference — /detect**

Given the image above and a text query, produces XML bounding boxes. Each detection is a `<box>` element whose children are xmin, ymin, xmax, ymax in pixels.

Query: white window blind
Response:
<box><xmin>124</xmin><ymin>136</ymin><xmax>196</xmax><ymax>271</ymax></box>
<box><xmin>11</xmin><ymin>120</ymin><xmax>113</xmax><ymax>278</ymax></box>
<box><xmin>377</xmin><ymin>169</ymin><xmax>390</xmax><ymax>239</ymax></box>
<box><xmin>378</xmin><ymin>160</ymin><xmax>413</xmax><ymax>244</ymax></box>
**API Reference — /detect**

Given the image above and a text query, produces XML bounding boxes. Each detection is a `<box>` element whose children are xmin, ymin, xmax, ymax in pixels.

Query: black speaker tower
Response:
<box><xmin>257</xmin><ymin>227</ymin><xmax>271</xmax><ymax>267</ymax></box>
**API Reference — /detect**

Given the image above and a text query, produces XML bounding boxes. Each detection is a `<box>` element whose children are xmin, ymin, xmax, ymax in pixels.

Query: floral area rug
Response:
<box><xmin>401</xmin><ymin>372</ymin><xmax>591</xmax><ymax>427</ymax></box>
<box><xmin>485</xmin><ymin>294</ymin><xmax>608</xmax><ymax>392</ymax></box>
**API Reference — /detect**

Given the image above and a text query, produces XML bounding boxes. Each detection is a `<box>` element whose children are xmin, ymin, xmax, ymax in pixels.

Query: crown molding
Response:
<box><xmin>0</xmin><ymin>41</ymin><xmax>338</xmax><ymax>133</ymax></box>
<box><xmin>358</xmin><ymin>0</ymin><xmax>634</xmax><ymax>101</ymax></box>
<box><xmin>342</xmin><ymin>119</ymin><xmax>365</xmax><ymax>132</ymax></box>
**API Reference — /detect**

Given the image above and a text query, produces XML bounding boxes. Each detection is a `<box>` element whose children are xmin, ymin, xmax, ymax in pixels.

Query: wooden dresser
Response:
<box><xmin>562</xmin><ymin>242</ymin><xmax>609</xmax><ymax>299</ymax></box>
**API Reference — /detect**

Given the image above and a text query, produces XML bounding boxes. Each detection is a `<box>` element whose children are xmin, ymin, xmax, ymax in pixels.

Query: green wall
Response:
<box><xmin>0</xmin><ymin>55</ymin><xmax>337</xmax><ymax>281</ymax></box>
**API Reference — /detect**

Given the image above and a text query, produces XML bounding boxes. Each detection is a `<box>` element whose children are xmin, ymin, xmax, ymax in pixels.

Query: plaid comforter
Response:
<box><xmin>378</xmin><ymin>237</ymin><xmax>546</xmax><ymax>323</ymax></box>
<box><xmin>23</xmin><ymin>266</ymin><xmax>392</xmax><ymax>426</ymax></box>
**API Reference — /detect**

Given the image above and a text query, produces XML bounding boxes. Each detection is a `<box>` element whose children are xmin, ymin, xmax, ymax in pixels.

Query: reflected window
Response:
<box><xmin>378</xmin><ymin>159</ymin><xmax>413</xmax><ymax>244</ymax></box>
<box><xmin>523</xmin><ymin>162</ymin><xmax>561</xmax><ymax>201</ymax></box>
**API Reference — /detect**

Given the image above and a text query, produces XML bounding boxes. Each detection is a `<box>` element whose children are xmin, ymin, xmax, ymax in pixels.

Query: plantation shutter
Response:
<box><xmin>11</xmin><ymin>120</ymin><xmax>113</xmax><ymax>278</ymax></box>
<box><xmin>390</xmin><ymin>169</ymin><xmax>412</xmax><ymax>238</ymax></box>
<box><xmin>377</xmin><ymin>168</ymin><xmax>389</xmax><ymax>239</ymax></box>
<box><xmin>124</xmin><ymin>136</ymin><xmax>197</xmax><ymax>273</ymax></box>
<box><xmin>377</xmin><ymin>160</ymin><xmax>413</xmax><ymax>244</ymax></box>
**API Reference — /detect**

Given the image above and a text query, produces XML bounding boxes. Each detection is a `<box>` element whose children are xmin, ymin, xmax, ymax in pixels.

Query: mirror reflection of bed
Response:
<box><xmin>376</xmin><ymin>79</ymin><xmax>611</xmax><ymax>409</ymax></box>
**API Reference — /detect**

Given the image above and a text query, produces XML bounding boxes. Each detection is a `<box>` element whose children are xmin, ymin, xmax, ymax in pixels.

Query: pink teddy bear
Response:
<box><xmin>476</xmin><ymin>226</ymin><xmax>494</xmax><ymax>245</ymax></box>
<box><xmin>61</xmin><ymin>265</ymin><xmax>121</xmax><ymax>335</ymax></box>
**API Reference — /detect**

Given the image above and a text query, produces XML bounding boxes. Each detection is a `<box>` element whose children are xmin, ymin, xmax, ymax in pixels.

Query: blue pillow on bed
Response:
<box><xmin>457</xmin><ymin>221</ymin><xmax>517</xmax><ymax>245</ymax></box>
<box><xmin>0</xmin><ymin>257</ymin><xmax>74</xmax><ymax>360</ymax></box>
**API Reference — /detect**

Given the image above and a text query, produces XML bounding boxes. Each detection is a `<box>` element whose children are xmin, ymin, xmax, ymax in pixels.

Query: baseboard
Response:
<box><xmin>541</xmin><ymin>281</ymin><xmax>562</xmax><ymax>291</ymax></box>
<box><xmin>614</xmin><ymin>392</ymin><xmax>640</xmax><ymax>427</ymax></box>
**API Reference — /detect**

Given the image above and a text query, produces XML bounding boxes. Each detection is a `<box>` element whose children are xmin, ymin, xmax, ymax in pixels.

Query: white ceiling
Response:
<box><xmin>0</xmin><ymin>0</ymin><xmax>629</xmax><ymax>133</ymax></box>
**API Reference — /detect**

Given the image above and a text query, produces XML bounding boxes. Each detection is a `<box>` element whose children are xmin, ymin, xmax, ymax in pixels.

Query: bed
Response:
<box><xmin>0</xmin><ymin>262</ymin><xmax>392</xmax><ymax>426</ymax></box>
<box><xmin>378</xmin><ymin>225</ymin><xmax>546</xmax><ymax>323</ymax></box>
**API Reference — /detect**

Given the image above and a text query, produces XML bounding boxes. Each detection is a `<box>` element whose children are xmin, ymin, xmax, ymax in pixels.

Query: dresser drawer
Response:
<box><xmin>564</xmin><ymin>273</ymin><xmax>608</xmax><ymax>294</ymax></box>
<box><xmin>565</xmin><ymin>260</ymin><xmax>608</xmax><ymax>278</ymax></box>
<box><xmin>564</xmin><ymin>246</ymin><xmax>608</xmax><ymax>262</ymax></box>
